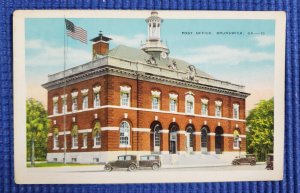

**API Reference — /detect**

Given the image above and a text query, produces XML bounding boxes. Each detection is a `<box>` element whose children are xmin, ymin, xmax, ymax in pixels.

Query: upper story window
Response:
<box><xmin>151</xmin><ymin>90</ymin><xmax>161</xmax><ymax>110</ymax></box>
<box><xmin>201</xmin><ymin>98</ymin><xmax>209</xmax><ymax>116</ymax></box>
<box><xmin>52</xmin><ymin>96</ymin><xmax>59</xmax><ymax>115</ymax></box>
<box><xmin>93</xmin><ymin>121</ymin><xmax>101</xmax><ymax>148</ymax></box>
<box><xmin>61</xmin><ymin>94</ymin><xmax>67</xmax><ymax>113</ymax></box>
<box><xmin>233</xmin><ymin>103</ymin><xmax>240</xmax><ymax>119</ymax></box>
<box><xmin>71</xmin><ymin>91</ymin><xmax>78</xmax><ymax>112</ymax></box>
<box><xmin>81</xmin><ymin>89</ymin><xmax>89</xmax><ymax>110</ymax></box>
<box><xmin>120</xmin><ymin>86</ymin><xmax>131</xmax><ymax>107</ymax></box>
<box><xmin>93</xmin><ymin>86</ymin><xmax>101</xmax><ymax>108</ymax></box>
<box><xmin>169</xmin><ymin>93</ymin><xmax>178</xmax><ymax>112</ymax></box>
<box><xmin>185</xmin><ymin>92</ymin><xmax>195</xmax><ymax>114</ymax></box>
<box><xmin>215</xmin><ymin>100</ymin><xmax>222</xmax><ymax>117</ymax></box>
<box><xmin>120</xmin><ymin>121</ymin><xmax>130</xmax><ymax>147</ymax></box>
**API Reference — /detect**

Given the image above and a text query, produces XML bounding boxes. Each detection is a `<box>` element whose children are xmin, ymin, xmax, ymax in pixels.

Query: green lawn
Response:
<box><xmin>27</xmin><ymin>162</ymin><xmax>100</xmax><ymax>167</ymax></box>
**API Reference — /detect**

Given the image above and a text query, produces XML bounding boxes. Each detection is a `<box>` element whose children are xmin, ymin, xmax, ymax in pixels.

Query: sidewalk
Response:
<box><xmin>161</xmin><ymin>162</ymin><xmax>265</xmax><ymax>169</ymax></box>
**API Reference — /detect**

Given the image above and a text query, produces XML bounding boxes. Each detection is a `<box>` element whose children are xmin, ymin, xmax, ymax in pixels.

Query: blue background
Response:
<box><xmin>0</xmin><ymin>0</ymin><xmax>298</xmax><ymax>192</ymax></box>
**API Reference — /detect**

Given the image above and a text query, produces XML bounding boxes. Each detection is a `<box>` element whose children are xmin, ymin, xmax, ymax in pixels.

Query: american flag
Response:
<box><xmin>65</xmin><ymin>19</ymin><xmax>87</xmax><ymax>44</ymax></box>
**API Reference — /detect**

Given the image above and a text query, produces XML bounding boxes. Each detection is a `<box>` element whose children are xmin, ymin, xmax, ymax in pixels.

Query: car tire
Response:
<box><xmin>104</xmin><ymin>165</ymin><xmax>112</xmax><ymax>172</ymax></box>
<box><xmin>128</xmin><ymin>164</ymin><xmax>137</xmax><ymax>171</ymax></box>
<box><xmin>250</xmin><ymin>160</ymin><xmax>256</xmax><ymax>166</ymax></box>
<box><xmin>232</xmin><ymin>161</ymin><xmax>237</xmax><ymax>165</ymax></box>
<box><xmin>152</xmin><ymin>163</ymin><xmax>159</xmax><ymax>171</ymax></box>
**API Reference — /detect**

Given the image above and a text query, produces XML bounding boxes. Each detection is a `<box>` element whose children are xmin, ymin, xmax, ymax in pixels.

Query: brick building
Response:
<box><xmin>42</xmin><ymin>11</ymin><xmax>250</xmax><ymax>163</ymax></box>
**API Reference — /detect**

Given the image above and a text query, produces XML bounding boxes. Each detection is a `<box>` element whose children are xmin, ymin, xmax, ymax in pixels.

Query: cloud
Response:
<box><xmin>253</xmin><ymin>35</ymin><xmax>274</xmax><ymax>47</ymax></box>
<box><xmin>26</xmin><ymin>39</ymin><xmax>91</xmax><ymax>68</ymax></box>
<box><xmin>109</xmin><ymin>34</ymin><xmax>146</xmax><ymax>48</ymax></box>
<box><xmin>174</xmin><ymin>45</ymin><xmax>274</xmax><ymax>66</ymax></box>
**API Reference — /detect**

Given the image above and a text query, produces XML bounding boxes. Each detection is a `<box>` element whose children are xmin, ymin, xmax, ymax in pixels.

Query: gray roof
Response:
<box><xmin>105</xmin><ymin>44</ymin><xmax>214</xmax><ymax>79</ymax></box>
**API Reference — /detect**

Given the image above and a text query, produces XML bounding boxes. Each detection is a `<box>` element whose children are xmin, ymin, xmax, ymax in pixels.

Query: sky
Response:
<box><xmin>25</xmin><ymin>16</ymin><xmax>275</xmax><ymax>113</ymax></box>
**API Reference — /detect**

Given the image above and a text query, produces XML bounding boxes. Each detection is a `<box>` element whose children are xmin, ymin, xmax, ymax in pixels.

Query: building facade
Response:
<box><xmin>43</xmin><ymin>11</ymin><xmax>250</xmax><ymax>164</ymax></box>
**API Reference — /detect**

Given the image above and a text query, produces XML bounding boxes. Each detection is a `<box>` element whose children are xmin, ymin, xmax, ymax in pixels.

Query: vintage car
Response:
<box><xmin>266</xmin><ymin>154</ymin><xmax>274</xmax><ymax>170</ymax></box>
<box><xmin>232</xmin><ymin>154</ymin><xmax>257</xmax><ymax>166</ymax></box>
<box><xmin>104</xmin><ymin>155</ymin><xmax>161</xmax><ymax>172</ymax></box>
<box><xmin>104</xmin><ymin>155</ymin><xmax>137</xmax><ymax>171</ymax></box>
<box><xmin>139</xmin><ymin>155</ymin><xmax>161</xmax><ymax>170</ymax></box>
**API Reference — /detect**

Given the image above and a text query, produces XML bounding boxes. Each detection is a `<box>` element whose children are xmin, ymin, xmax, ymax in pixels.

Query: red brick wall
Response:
<box><xmin>47</xmin><ymin>74</ymin><xmax>247</xmax><ymax>153</ymax></box>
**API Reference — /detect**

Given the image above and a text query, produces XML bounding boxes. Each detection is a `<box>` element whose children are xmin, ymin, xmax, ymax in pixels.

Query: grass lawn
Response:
<box><xmin>27</xmin><ymin>162</ymin><xmax>100</xmax><ymax>167</ymax></box>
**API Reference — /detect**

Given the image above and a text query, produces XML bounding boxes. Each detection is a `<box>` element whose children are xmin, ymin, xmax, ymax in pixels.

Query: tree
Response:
<box><xmin>246</xmin><ymin>98</ymin><xmax>274</xmax><ymax>161</ymax></box>
<box><xmin>26</xmin><ymin>98</ymin><xmax>50</xmax><ymax>165</ymax></box>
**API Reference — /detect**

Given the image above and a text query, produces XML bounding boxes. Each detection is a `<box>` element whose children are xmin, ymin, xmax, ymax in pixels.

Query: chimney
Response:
<box><xmin>90</xmin><ymin>31</ymin><xmax>112</xmax><ymax>60</ymax></box>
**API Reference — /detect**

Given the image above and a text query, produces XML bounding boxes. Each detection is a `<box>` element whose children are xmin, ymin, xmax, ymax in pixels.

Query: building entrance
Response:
<box><xmin>169</xmin><ymin>123</ymin><xmax>179</xmax><ymax>154</ymax></box>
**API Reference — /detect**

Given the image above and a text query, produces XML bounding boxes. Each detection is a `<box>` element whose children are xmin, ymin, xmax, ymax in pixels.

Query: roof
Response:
<box><xmin>106</xmin><ymin>44</ymin><xmax>214</xmax><ymax>79</ymax></box>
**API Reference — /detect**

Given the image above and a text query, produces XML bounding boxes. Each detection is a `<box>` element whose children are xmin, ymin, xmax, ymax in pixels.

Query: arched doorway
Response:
<box><xmin>201</xmin><ymin>126</ymin><xmax>209</xmax><ymax>154</ymax></box>
<box><xmin>150</xmin><ymin>121</ymin><xmax>162</xmax><ymax>152</ymax></box>
<box><xmin>215</xmin><ymin>126</ymin><xmax>224</xmax><ymax>154</ymax></box>
<box><xmin>185</xmin><ymin>125</ymin><xmax>195</xmax><ymax>154</ymax></box>
<box><xmin>169</xmin><ymin>123</ymin><xmax>179</xmax><ymax>154</ymax></box>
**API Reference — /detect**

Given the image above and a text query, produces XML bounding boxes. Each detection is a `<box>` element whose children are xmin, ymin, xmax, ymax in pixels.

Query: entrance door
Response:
<box><xmin>215</xmin><ymin>127</ymin><xmax>224</xmax><ymax>154</ymax></box>
<box><xmin>169</xmin><ymin>132</ymin><xmax>177</xmax><ymax>154</ymax></box>
<box><xmin>201</xmin><ymin>127</ymin><xmax>208</xmax><ymax>153</ymax></box>
<box><xmin>185</xmin><ymin>126</ymin><xmax>194</xmax><ymax>154</ymax></box>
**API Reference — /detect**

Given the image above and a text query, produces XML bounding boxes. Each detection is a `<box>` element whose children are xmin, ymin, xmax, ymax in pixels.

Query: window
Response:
<box><xmin>81</xmin><ymin>89</ymin><xmax>89</xmax><ymax>109</ymax></box>
<box><xmin>151</xmin><ymin>90</ymin><xmax>161</xmax><ymax>110</ymax></box>
<box><xmin>93</xmin><ymin>122</ymin><xmax>101</xmax><ymax>148</ymax></box>
<box><xmin>201</xmin><ymin>98</ymin><xmax>208</xmax><ymax>116</ymax></box>
<box><xmin>53</xmin><ymin>96</ymin><xmax>59</xmax><ymax>115</ymax></box>
<box><xmin>93</xmin><ymin>158</ymin><xmax>100</xmax><ymax>163</ymax></box>
<box><xmin>72</xmin><ymin>135</ymin><xmax>78</xmax><ymax>148</ymax></box>
<box><xmin>233</xmin><ymin>103</ymin><xmax>240</xmax><ymax>119</ymax></box>
<box><xmin>120</xmin><ymin>121</ymin><xmax>130</xmax><ymax>147</ymax></box>
<box><xmin>82</xmin><ymin>133</ymin><xmax>87</xmax><ymax>148</ymax></box>
<box><xmin>215</xmin><ymin>100</ymin><xmax>222</xmax><ymax>117</ymax></box>
<box><xmin>152</xmin><ymin>97</ymin><xmax>160</xmax><ymax>110</ymax></box>
<box><xmin>61</xmin><ymin>95</ymin><xmax>67</xmax><ymax>113</ymax></box>
<box><xmin>233</xmin><ymin>130</ymin><xmax>240</xmax><ymax>149</ymax></box>
<box><xmin>71</xmin><ymin>125</ymin><xmax>78</xmax><ymax>149</ymax></box>
<box><xmin>72</xmin><ymin>98</ymin><xmax>78</xmax><ymax>111</ymax></box>
<box><xmin>93</xmin><ymin>86</ymin><xmax>101</xmax><ymax>107</ymax></box>
<box><xmin>71</xmin><ymin>158</ymin><xmax>77</xmax><ymax>163</ymax></box>
<box><xmin>94</xmin><ymin>93</ymin><xmax>100</xmax><ymax>107</ymax></box>
<box><xmin>82</xmin><ymin>95</ymin><xmax>88</xmax><ymax>109</ymax></box>
<box><xmin>169</xmin><ymin>93</ymin><xmax>178</xmax><ymax>112</ymax></box>
<box><xmin>120</xmin><ymin>86</ymin><xmax>131</xmax><ymax>107</ymax></box>
<box><xmin>94</xmin><ymin>132</ymin><xmax>101</xmax><ymax>147</ymax></box>
<box><xmin>53</xmin><ymin>134</ymin><xmax>59</xmax><ymax>149</ymax></box>
<box><xmin>185</xmin><ymin>93</ymin><xmax>194</xmax><ymax>114</ymax></box>
<box><xmin>53</xmin><ymin>102</ymin><xmax>58</xmax><ymax>115</ymax></box>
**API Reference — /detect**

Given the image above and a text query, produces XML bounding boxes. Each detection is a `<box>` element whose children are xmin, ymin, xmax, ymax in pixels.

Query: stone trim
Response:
<box><xmin>101</xmin><ymin>127</ymin><xmax>119</xmax><ymax>131</ymax></box>
<box><xmin>132</xmin><ymin>128</ymin><xmax>151</xmax><ymax>132</ymax></box>
<box><xmin>93</xmin><ymin>86</ymin><xmax>101</xmax><ymax>93</ymax></box>
<box><xmin>48</xmin><ymin>105</ymin><xmax>247</xmax><ymax>122</ymax></box>
<box><xmin>78</xmin><ymin>129</ymin><xmax>92</xmax><ymax>133</ymax></box>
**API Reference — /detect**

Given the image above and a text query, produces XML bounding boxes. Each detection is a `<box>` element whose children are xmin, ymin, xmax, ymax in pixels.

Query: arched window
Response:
<box><xmin>71</xmin><ymin>125</ymin><xmax>78</xmax><ymax>149</ymax></box>
<box><xmin>53</xmin><ymin>128</ymin><xmax>59</xmax><ymax>150</ymax></box>
<box><xmin>215</xmin><ymin>126</ymin><xmax>224</xmax><ymax>154</ymax></box>
<box><xmin>120</xmin><ymin>121</ymin><xmax>131</xmax><ymax>147</ymax></box>
<box><xmin>233</xmin><ymin>129</ymin><xmax>240</xmax><ymax>149</ymax></box>
<box><xmin>201</xmin><ymin>126</ymin><xmax>209</xmax><ymax>153</ymax></box>
<box><xmin>186</xmin><ymin>126</ymin><xmax>194</xmax><ymax>153</ymax></box>
<box><xmin>92</xmin><ymin>121</ymin><xmax>101</xmax><ymax>148</ymax></box>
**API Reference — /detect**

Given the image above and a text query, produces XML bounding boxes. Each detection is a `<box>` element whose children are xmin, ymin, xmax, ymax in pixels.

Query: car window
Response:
<box><xmin>118</xmin><ymin>156</ymin><xmax>125</xmax><ymax>161</ymax></box>
<box><xmin>126</xmin><ymin>156</ymin><xmax>131</xmax><ymax>160</ymax></box>
<box><xmin>140</xmin><ymin>156</ymin><xmax>148</xmax><ymax>161</ymax></box>
<box><xmin>149</xmin><ymin>156</ymin><xmax>156</xmax><ymax>160</ymax></box>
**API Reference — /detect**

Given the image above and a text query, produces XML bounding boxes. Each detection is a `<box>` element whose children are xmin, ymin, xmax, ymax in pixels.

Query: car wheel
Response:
<box><xmin>152</xmin><ymin>164</ymin><xmax>159</xmax><ymax>171</ymax></box>
<box><xmin>250</xmin><ymin>160</ymin><xmax>256</xmax><ymax>166</ymax></box>
<box><xmin>104</xmin><ymin>165</ymin><xmax>112</xmax><ymax>172</ymax></box>
<box><xmin>232</xmin><ymin>161</ymin><xmax>237</xmax><ymax>165</ymax></box>
<box><xmin>128</xmin><ymin>164</ymin><xmax>137</xmax><ymax>171</ymax></box>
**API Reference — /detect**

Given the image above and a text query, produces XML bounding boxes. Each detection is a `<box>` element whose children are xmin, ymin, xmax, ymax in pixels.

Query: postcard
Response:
<box><xmin>13</xmin><ymin>10</ymin><xmax>286</xmax><ymax>184</ymax></box>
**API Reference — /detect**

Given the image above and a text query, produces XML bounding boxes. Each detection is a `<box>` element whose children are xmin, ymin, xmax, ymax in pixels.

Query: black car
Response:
<box><xmin>266</xmin><ymin>154</ymin><xmax>273</xmax><ymax>170</ymax></box>
<box><xmin>232</xmin><ymin>154</ymin><xmax>256</xmax><ymax>166</ymax></box>
<box><xmin>139</xmin><ymin>155</ymin><xmax>161</xmax><ymax>170</ymax></box>
<box><xmin>104</xmin><ymin>155</ymin><xmax>137</xmax><ymax>171</ymax></box>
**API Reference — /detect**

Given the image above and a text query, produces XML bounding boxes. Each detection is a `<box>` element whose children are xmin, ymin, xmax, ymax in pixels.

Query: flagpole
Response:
<box><xmin>63</xmin><ymin>16</ymin><xmax>67</xmax><ymax>165</ymax></box>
